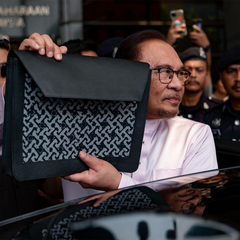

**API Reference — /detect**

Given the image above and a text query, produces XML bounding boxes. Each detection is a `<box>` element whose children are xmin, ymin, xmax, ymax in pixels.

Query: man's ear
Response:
<box><xmin>219</xmin><ymin>72</ymin><xmax>226</xmax><ymax>88</ymax></box>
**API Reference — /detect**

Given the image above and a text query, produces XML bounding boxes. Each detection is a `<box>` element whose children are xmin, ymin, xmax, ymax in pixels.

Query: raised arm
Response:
<box><xmin>189</xmin><ymin>25</ymin><xmax>211</xmax><ymax>68</ymax></box>
<box><xmin>166</xmin><ymin>20</ymin><xmax>187</xmax><ymax>46</ymax></box>
<box><xmin>189</xmin><ymin>25</ymin><xmax>212</xmax><ymax>91</ymax></box>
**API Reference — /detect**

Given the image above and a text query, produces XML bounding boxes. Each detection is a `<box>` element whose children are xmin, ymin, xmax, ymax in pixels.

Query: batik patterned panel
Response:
<box><xmin>22</xmin><ymin>74</ymin><xmax>138</xmax><ymax>163</ymax></box>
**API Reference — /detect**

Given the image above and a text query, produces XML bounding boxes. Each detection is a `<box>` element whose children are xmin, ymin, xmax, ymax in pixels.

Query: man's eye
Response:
<box><xmin>162</xmin><ymin>69</ymin><xmax>171</xmax><ymax>74</ymax></box>
<box><xmin>226</xmin><ymin>69</ymin><xmax>235</xmax><ymax>74</ymax></box>
<box><xmin>179</xmin><ymin>71</ymin><xmax>187</xmax><ymax>76</ymax></box>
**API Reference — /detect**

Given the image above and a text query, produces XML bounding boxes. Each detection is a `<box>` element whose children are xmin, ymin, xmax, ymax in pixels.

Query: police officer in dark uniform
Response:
<box><xmin>178</xmin><ymin>47</ymin><xmax>222</xmax><ymax>122</ymax></box>
<box><xmin>204</xmin><ymin>45</ymin><xmax>240</xmax><ymax>141</ymax></box>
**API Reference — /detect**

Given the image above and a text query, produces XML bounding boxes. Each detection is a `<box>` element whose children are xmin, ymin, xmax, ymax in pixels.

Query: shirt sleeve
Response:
<box><xmin>181</xmin><ymin>124</ymin><xmax>218</xmax><ymax>175</ymax></box>
<box><xmin>118</xmin><ymin>172</ymin><xmax>140</xmax><ymax>189</ymax></box>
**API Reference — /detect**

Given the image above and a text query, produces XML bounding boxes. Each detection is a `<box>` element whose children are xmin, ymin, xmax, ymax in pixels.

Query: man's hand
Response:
<box><xmin>63</xmin><ymin>151</ymin><xmax>122</xmax><ymax>191</ymax></box>
<box><xmin>189</xmin><ymin>25</ymin><xmax>210</xmax><ymax>48</ymax></box>
<box><xmin>19</xmin><ymin>32</ymin><xmax>67</xmax><ymax>61</ymax></box>
<box><xmin>189</xmin><ymin>25</ymin><xmax>212</xmax><ymax>88</ymax></box>
<box><xmin>166</xmin><ymin>20</ymin><xmax>186</xmax><ymax>46</ymax></box>
<box><xmin>160</xmin><ymin>185</ymin><xmax>204</xmax><ymax>216</ymax></box>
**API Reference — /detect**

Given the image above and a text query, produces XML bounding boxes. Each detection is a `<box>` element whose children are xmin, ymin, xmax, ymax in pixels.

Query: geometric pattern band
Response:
<box><xmin>42</xmin><ymin>188</ymin><xmax>158</xmax><ymax>239</ymax></box>
<box><xmin>22</xmin><ymin>73</ymin><xmax>138</xmax><ymax>163</ymax></box>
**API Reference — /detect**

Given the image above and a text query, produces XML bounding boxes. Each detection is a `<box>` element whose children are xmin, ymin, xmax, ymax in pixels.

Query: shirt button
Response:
<box><xmin>142</xmin><ymin>141</ymin><xmax>145</xmax><ymax>144</ymax></box>
<box><xmin>234</xmin><ymin>120</ymin><xmax>240</xmax><ymax>126</ymax></box>
<box><xmin>187</xmin><ymin>114</ymin><xmax>193</xmax><ymax>119</ymax></box>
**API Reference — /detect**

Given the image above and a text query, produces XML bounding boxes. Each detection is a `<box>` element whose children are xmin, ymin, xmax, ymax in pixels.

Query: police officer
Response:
<box><xmin>178</xmin><ymin>47</ymin><xmax>222</xmax><ymax>122</ymax></box>
<box><xmin>204</xmin><ymin>45</ymin><xmax>240</xmax><ymax>141</ymax></box>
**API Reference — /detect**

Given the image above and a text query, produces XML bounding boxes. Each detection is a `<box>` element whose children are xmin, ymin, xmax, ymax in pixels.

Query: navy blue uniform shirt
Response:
<box><xmin>179</xmin><ymin>93</ymin><xmax>222</xmax><ymax>122</ymax></box>
<box><xmin>204</xmin><ymin>100</ymin><xmax>240</xmax><ymax>141</ymax></box>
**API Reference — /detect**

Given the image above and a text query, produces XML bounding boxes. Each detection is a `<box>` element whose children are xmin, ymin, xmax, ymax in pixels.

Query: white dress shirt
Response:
<box><xmin>63</xmin><ymin>117</ymin><xmax>218</xmax><ymax>201</ymax></box>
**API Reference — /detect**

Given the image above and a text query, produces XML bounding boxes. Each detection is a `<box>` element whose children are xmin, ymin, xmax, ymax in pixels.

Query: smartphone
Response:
<box><xmin>170</xmin><ymin>9</ymin><xmax>187</xmax><ymax>36</ymax></box>
<box><xmin>192</xmin><ymin>18</ymin><xmax>202</xmax><ymax>29</ymax></box>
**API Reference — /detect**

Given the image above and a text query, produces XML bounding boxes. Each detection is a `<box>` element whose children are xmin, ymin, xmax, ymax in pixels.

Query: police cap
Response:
<box><xmin>218</xmin><ymin>44</ymin><xmax>240</xmax><ymax>71</ymax></box>
<box><xmin>98</xmin><ymin>37</ymin><xmax>124</xmax><ymax>58</ymax></box>
<box><xmin>179</xmin><ymin>47</ymin><xmax>207</xmax><ymax>63</ymax></box>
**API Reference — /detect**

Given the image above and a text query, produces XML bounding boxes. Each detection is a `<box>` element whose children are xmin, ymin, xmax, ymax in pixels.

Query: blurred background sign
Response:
<box><xmin>1</xmin><ymin>0</ymin><xmax>240</xmax><ymax>83</ymax></box>
<box><xmin>0</xmin><ymin>0</ymin><xmax>60</xmax><ymax>39</ymax></box>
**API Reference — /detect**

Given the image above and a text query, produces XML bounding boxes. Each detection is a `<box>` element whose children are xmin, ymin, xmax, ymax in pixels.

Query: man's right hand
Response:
<box><xmin>63</xmin><ymin>151</ymin><xmax>122</xmax><ymax>192</ymax></box>
<box><xmin>19</xmin><ymin>32</ymin><xmax>67</xmax><ymax>61</ymax></box>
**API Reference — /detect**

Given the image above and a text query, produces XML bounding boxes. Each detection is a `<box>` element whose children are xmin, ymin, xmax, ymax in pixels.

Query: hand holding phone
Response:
<box><xmin>192</xmin><ymin>18</ymin><xmax>202</xmax><ymax>31</ymax></box>
<box><xmin>170</xmin><ymin>9</ymin><xmax>187</xmax><ymax>36</ymax></box>
<box><xmin>189</xmin><ymin>24</ymin><xmax>210</xmax><ymax>50</ymax></box>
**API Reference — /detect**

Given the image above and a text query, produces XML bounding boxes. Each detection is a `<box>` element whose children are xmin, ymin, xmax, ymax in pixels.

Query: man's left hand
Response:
<box><xmin>189</xmin><ymin>25</ymin><xmax>210</xmax><ymax>48</ymax></box>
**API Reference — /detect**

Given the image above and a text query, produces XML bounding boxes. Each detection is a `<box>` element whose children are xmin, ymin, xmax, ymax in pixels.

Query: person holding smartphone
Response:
<box><xmin>166</xmin><ymin>20</ymin><xmax>187</xmax><ymax>46</ymax></box>
<box><xmin>167</xmin><ymin>17</ymin><xmax>213</xmax><ymax>97</ymax></box>
<box><xmin>167</xmin><ymin>9</ymin><xmax>187</xmax><ymax>46</ymax></box>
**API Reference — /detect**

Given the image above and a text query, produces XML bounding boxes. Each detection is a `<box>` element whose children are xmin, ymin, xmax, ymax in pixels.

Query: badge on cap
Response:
<box><xmin>234</xmin><ymin>120</ymin><xmax>240</xmax><ymax>126</ymax></box>
<box><xmin>211</xmin><ymin>118</ymin><xmax>221</xmax><ymax>127</ymax></box>
<box><xmin>199</xmin><ymin>47</ymin><xmax>207</xmax><ymax>59</ymax></box>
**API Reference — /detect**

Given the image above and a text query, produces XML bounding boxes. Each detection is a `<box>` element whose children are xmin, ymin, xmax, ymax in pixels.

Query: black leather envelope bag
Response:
<box><xmin>2</xmin><ymin>50</ymin><xmax>151</xmax><ymax>181</ymax></box>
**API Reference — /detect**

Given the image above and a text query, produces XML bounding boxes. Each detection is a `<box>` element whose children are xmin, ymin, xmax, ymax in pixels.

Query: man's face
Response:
<box><xmin>138</xmin><ymin>40</ymin><xmax>184</xmax><ymax>119</ymax></box>
<box><xmin>220</xmin><ymin>64</ymin><xmax>240</xmax><ymax>100</ymax></box>
<box><xmin>0</xmin><ymin>48</ymin><xmax>8</xmax><ymax>86</ymax></box>
<box><xmin>183</xmin><ymin>59</ymin><xmax>208</xmax><ymax>93</ymax></box>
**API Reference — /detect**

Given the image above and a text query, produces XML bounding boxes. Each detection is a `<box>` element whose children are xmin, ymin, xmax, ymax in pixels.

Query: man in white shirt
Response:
<box><xmin>19</xmin><ymin>31</ymin><xmax>218</xmax><ymax>201</ymax></box>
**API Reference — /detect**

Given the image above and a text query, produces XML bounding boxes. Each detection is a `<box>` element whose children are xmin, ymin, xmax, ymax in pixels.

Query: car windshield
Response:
<box><xmin>1</xmin><ymin>166</ymin><xmax>240</xmax><ymax>239</ymax></box>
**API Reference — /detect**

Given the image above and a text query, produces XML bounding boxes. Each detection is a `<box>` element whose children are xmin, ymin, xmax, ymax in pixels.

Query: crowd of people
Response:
<box><xmin>166</xmin><ymin>20</ymin><xmax>240</xmax><ymax>141</ymax></box>
<box><xmin>0</xmin><ymin>15</ymin><xmax>240</xmax><ymax>223</ymax></box>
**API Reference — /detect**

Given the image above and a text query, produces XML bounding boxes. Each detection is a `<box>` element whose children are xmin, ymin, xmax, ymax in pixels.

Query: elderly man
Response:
<box><xmin>204</xmin><ymin>45</ymin><xmax>240</xmax><ymax>141</ymax></box>
<box><xmin>19</xmin><ymin>31</ymin><xmax>218</xmax><ymax>201</ymax></box>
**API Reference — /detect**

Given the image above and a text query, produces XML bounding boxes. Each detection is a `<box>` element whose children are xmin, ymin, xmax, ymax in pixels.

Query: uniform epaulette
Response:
<box><xmin>201</xmin><ymin>96</ymin><xmax>223</xmax><ymax>112</ymax></box>
<box><xmin>204</xmin><ymin>101</ymin><xmax>226</xmax><ymax>117</ymax></box>
<box><xmin>207</xmin><ymin>96</ymin><xmax>224</xmax><ymax>104</ymax></box>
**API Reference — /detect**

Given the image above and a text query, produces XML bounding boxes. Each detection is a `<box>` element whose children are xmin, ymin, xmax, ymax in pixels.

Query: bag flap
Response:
<box><xmin>9</xmin><ymin>50</ymin><xmax>150</xmax><ymax>101</ymax></box>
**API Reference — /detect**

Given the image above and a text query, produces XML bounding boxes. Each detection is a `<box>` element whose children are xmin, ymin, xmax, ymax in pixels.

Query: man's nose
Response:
<box><xmin>168</xmin><ymin>72</ymin><xmax>183</xmax><ymax>90</ymax></box>
<box><xmin>190</xmin><ymin>69</ymin><xmax>196</xmax><ymax>77</ymax></box>
<box><xmin>236</xmin><ymin>70</ymin><xmax>240</xmax><ymax>81</ymax></box>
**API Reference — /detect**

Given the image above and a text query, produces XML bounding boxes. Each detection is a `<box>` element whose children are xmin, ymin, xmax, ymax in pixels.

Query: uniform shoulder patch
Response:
<box><xmin>208</xmin><ymin>96</ymin><xmax>223</xmax><ymax>104</ymax></box>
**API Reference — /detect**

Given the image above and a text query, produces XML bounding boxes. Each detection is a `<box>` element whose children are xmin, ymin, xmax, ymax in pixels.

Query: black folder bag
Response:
<box><xmin>2</xmin><ymin>50</ymin><xmax>151</xmax><ymax>181</ymax></box>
